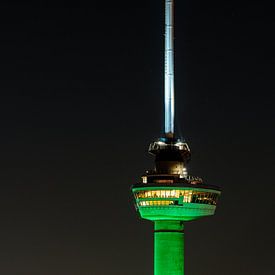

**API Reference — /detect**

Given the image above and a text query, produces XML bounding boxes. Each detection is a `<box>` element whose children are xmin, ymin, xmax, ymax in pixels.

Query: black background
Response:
<box><xmin>0</xmin><ymin>0</ymin><xmax>274</xmax><ymax>274</ymax></box>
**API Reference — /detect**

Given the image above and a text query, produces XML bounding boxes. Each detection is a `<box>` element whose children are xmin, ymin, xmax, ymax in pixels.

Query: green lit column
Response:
<box><xmin>154</xmin><ymin>221</ymin><xmax>184</xmax><ymax>275</ymax></box>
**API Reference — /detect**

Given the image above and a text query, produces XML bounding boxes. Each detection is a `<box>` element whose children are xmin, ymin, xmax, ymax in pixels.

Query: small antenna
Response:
<box><xmin>164</xmin><ymin>0</ymin><xmax>175</xmax><ymax>138</ymax></box>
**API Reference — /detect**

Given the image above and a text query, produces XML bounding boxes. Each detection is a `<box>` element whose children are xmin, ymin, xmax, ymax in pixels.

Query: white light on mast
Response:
<box><xmin>164</xmin><ymin>0</ymin><xmax>175</xmax><ymax>136</ymax></box>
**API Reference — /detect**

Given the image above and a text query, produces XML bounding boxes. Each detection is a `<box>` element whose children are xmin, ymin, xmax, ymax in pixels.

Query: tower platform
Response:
<box><xmin>132</xmin><ymin>183</ymin><xmax>220</xmax><ymax>222</ymax></box>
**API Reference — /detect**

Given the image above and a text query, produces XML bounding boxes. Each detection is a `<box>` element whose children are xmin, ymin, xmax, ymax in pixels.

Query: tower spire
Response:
<box><xmin>164</xmin><ymin>0</ymin><xmax>175</xmax><ymax>137</ymax></box>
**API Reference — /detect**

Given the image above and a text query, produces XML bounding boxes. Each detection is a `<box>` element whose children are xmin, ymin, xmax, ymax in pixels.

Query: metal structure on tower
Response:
<box><xmin>164</xmin><ymin>0</ymin><xmax>175</xmax><ymax>136</ymax></box>
<box><xmin>131</xmin><ymin>1</ymin><xmax>221</xmax><ymax>275</ymax></box>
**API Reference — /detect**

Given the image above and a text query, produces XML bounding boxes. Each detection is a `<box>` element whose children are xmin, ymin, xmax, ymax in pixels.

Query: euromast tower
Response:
<box><xmin>131</xmin><ymin>1</ymin><xmax>221</xmax><ymax>274</ymax></box>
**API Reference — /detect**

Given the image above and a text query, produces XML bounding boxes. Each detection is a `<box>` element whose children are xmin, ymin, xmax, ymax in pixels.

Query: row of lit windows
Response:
<box><xmin>138</xmin><ymin>197</ymin><xmax>217</xmax><ymax>206</ymax></box>
<box><xmin>134</xmin><ymin>190</ymin><xmax>219</xmax><ymax>205</ymax></box>
<box><xmin>135</xmin><ymin>189</ymin><xmax>191</xmax><ymax>199</ymax></box>
<box><xmin>191</xmin><ymin>194</ymin><xmax>218</xmax><ymax>205</ymax></box>
<box><xmin>135</xmin><ymin>190</ymin><xmax>218</xmax><ymax>200</ymax></box>
<box><xmin>139</xmin><ymin>201</ymin><xmax>174</xmax><ymax>206</ymax></box>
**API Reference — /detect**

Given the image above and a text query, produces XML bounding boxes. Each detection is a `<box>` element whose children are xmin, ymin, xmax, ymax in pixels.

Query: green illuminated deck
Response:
<box><xmin>132</xmin><ymin>185</ymin><xmax>220</xmax><ymax>221</ymax></box>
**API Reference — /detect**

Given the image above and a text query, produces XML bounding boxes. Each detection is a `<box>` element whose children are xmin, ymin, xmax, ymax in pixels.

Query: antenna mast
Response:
<box><xmin>164</xmin><ymin>0</ymin><xmax>175</xmax><ymax>137</ymax></box>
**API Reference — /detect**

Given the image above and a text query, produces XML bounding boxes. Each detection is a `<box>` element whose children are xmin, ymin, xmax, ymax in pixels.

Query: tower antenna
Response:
<box><xmin>164</xmin><ymin>0</ymin><xmax>175</xmax><ymax>137</ymax></box>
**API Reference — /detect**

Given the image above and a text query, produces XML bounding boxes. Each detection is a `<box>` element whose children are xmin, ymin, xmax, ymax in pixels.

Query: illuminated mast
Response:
<box><xmin>164</xmin><ymin>0</ymin><xmax>175</xmax><ymax>136</ymax></box>
<box><xmin>131</xmin><ymin>1</ymin><xmax>221</xmax><ymax>275</ymax></box>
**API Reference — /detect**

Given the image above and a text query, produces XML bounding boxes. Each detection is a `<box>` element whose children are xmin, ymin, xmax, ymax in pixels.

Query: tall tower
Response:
<box><xmin>131</xmin><ymin>1</ymin><xmax>221</xmax><ymax>275</ymax></box>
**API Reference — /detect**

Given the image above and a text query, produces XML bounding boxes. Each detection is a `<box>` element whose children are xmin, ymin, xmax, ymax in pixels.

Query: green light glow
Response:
<box><xmin>154</xmin><ymin>221</ymin><xmax>184</xmax><ymax>275</ymax></box>
<box><xmin>132</xmin><ymin>186</ymin><xmax>220</xmax><ymax>221</ymax></box>
<box><xmin>132</xmin><ymin>185</ymin><xmax>221</xmax><ymax>274</ymax></box>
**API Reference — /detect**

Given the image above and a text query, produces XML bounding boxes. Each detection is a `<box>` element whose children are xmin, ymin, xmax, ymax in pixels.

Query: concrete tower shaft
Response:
<box><xmin>154</xmin><ymin>221</ymin><xmax>184</xmax><ymax>275</ymax></box>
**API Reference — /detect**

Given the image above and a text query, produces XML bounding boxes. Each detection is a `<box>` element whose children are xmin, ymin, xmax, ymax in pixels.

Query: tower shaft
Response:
<box><xmin>164</xmin><ymin>0</ymin><xmax>175</xmax><ymax>136</ymax></box>
<box><xmin>154</xmin><ymin>221</ymin><xmax>184</xmax><ymax>275</ymax></box>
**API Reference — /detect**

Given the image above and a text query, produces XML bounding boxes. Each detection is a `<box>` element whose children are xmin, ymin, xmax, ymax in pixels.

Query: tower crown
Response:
<box><xmin>149</xmin><ymin>138</ymin><xmax>190</xmax><ymax>159</ymax></box>
<box><xmin>148</xmin><ymin>137</ymin><xmax>190</xmax><ymax>178</ymax></box>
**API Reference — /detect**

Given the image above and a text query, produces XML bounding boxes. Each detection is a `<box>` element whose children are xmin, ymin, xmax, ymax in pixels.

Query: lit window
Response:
<box><xmin>171</xmin><ymin>190</ymin><xmax>176</xmax><ymax>197</ymax></box>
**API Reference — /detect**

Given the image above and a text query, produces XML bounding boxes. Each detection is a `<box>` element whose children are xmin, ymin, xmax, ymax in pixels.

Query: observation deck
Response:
<box><xmin>132</xmin><ymin>137</ymin><xmax>221</xmax><ymax>222</ymax></box>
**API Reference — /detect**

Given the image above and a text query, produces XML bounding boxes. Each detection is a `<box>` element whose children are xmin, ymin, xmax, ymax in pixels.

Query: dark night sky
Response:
<box><xmin>0</xmin><ymin>0</ymin><xmax>274</xmax><ymax>274</ymax></box>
